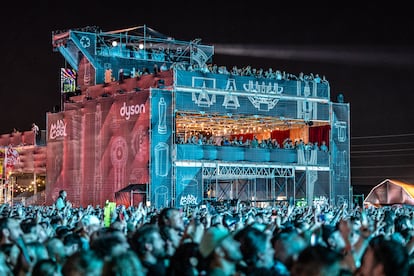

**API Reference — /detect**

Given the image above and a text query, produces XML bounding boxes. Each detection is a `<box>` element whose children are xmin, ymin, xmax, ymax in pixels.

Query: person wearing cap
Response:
<box><xmin>199</xmin><ymin>225</ymin><xmax>243</xmax><ymax>276</ymax></box>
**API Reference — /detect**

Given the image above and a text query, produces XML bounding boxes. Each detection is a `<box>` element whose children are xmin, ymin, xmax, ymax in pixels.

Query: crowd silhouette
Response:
<box><xmin>0</xmin><ymin>197</ymin><xmax>413</xmax><ymax>275</ymax></box>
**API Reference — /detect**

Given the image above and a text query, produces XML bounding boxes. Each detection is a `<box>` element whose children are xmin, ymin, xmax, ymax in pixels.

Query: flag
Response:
<box><xmin>6</xmin><ymin>146</ymin><xmax>19</xmax><ymax>168</ymax></box>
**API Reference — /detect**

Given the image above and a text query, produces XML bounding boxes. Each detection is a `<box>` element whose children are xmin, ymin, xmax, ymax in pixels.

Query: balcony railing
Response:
<box><xmin>176</xmin><ymin>144</ymin><xmax>329</xmax><ymax>166</ymax></box>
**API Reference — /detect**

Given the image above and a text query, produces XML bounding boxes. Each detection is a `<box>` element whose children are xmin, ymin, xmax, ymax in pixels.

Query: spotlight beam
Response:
<box><xmin>213</xmin><ymin>44</ymin><xmax>414</xmax><ymax>67</ymax></box>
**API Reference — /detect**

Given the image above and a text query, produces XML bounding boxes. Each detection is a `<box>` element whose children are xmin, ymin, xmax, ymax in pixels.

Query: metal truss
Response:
<box><xmin>202</xmin><ymin>163</ymin><xmax>295</xmax><ymax>179</ymax></box>
<box><xmin>200</xmin><ymin>163</ymin><xmax>296</xmax><ymax>203</ymax></box>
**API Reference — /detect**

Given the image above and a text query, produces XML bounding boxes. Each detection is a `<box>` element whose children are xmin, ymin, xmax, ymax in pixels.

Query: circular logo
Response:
<box><xmin>110</xmin><ymin>136</ymin><xmax>128</xmax><ymax>166</ymax></box>
<box><xmin>80</xmin><ymin>36</ymin><xmax>91</xmax><ymax>48</ymax></box>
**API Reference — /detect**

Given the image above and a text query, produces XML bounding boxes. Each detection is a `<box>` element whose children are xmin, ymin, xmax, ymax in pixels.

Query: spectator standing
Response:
<box><xmin>355</xmin><ymin>235</ymin><xmax>410</xmax><ymax>276</ymax></box>
<box><xmin>320</xmin><ymin>141</ymin><xmax>328</xmax><ymax>152</ymax></box>
<box><xmin>32</xmin><ymin>259</ymin><xmax>62</xmax><ymax>276</ymax></box>
<box><xmin>32</xmin><ymin>123</ymin><xmax>40</xmax><ymax>145</ymax></box>
<box><xmin>129</xmin><ymin>224</ymin><xmax>167</xmax><ymax>276</ymax></box>
<box><xmin>0</xmin><ymin>217</ymin><xmax>31</xmax><ymax>274</ymax></box>
<box><xmin>167</xmin><ymin>241</ymin><xmax>201</xmax><ymax>276</ymax></box>
<box><xmin>102</xmin><ymin>249</ymin><xmax>145</xmax><ymax>276</ymax></box>
<box><xmin>234</xmin><ymin>224</ymin><xmax>277</xmax><ymax>275</ymax></box>
<box><xmin>199</xmin><ymin>225</ymin><xmax>243</xmax><ymax>276</ymax></box>
<box><xmin>290</xmin><ymin>244</ymin><xmax>343</xmax><ymax>276</ymax></box>
<box><xmin>272</xmin><ymin>229</ymin><xmax>307</xmax><ymax>275</ymax></box>
<box><xmin>61</xmin><ymin>249</ymin><xmax>104</xmax><ymax>276</ymax></box>
<box><xmin>250</xmin><ymin>136</ymin><xmax>259</xmax><ymax>148</ymax></box>
<box><xmin>157</xmin><ymin>207</ymin><xmax>186</xmax><ymax>266</ymax></box>
<box><xmin>157</xmin><ymin>207</ymin><xmax>185</xmax><ymax>236</ymax></box>
<box><xmin>55</xmin><ymin>190</ymin><xmax>69</xmax><ymax>211</ymax></box>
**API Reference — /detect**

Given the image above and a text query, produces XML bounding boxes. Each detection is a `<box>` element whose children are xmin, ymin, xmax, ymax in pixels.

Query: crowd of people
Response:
<box><xmin>0</xmin><ymin>191</ymin><xmax>413</xmax><ymax>275</ymax></box>
<box><xmin>182</xmin><ymin>63</ymin><xmax>329</xmax><ymax>86</ymax></box>
<box><xmin>177</xmin><ymin>133</ymin><xmax>329</xmax><ymax>153</ymax></box>
<box><xmin>100</xmin><ymin>44</ymin><xmax>329</xmax><ymax>87</ymax></box>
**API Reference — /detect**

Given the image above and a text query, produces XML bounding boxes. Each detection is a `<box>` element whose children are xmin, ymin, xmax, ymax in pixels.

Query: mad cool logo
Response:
<box><xmin>120</xmin><ymin>102</ymin><xmax>146</xmax><ymax>120</ymax></box>
<box><xmin>49</xmin><ymin>119</ymin><xmax>67</xmax><ymax>140</ymax></box>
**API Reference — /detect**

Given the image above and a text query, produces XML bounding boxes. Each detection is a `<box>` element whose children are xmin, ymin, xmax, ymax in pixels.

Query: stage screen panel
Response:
<box><xmin>150</xmin><ymin>89</ymin><xmax>173</xmax><ymax>209</ymax></box>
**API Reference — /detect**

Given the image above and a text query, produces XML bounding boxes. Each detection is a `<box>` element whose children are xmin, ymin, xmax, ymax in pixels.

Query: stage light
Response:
<box><xmin>139</xmin><ymin>43</ymin><xmax>144</xmax><ymax>50</ymax></box>
<box><xmin>305</xmin><ymin>121</ymin><xmax>314</xmax><ymax>126</ymax></box>
<box><xmin>112</xmin><ymin>41</ymin><xmax>118</xmax><ymax>47</ymax></box>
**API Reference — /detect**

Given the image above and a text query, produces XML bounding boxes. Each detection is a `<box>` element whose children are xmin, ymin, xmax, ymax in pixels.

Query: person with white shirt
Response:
<box><xmin>31</xmin><ymin>123</ymin><xmax>40</xmax><ymax>145</ymax></box>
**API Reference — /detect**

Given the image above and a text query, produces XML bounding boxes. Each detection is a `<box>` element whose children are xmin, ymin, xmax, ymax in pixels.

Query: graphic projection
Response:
<box><xmin>46</xmin><ymin>91</ymin><xmax>150</xmax><ymax>207</ymax></box>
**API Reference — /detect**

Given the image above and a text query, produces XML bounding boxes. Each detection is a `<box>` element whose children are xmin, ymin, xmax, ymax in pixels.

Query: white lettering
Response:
<box><xmin>49</xmin><ymin>119</ymin><xmax>67</xmax><ymax>140</ymax></box>
<box><xmin>179</xmin><ymin>194</ymin><xmax>198</xmax><ymax>206</ymax></box>
<box><xmin>243</xmin><ymin>80</ymin><xmax>284</xmax><ymax>94</ymax></box>
<box><xmin>119</xmin><ymin>102</ymin><xmax>146</xmax><ymax>120</ymax></box>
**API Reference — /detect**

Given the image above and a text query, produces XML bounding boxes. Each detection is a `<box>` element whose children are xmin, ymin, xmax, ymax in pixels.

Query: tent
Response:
<box><xmin>364</xmin><ymin>179</ymin><xmax>414</xmax><ymax>207</ymax></box>
<box><xmin>115</xmin><ymin>184</ymin><xmax>148</xmax><ymax>207</ymax></box>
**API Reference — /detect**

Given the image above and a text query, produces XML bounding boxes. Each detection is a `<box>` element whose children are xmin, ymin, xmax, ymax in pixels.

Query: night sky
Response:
<box><xmin>1</xmin><ymin>2</ymin><xmax>413</xmax><ymax>195</ymax></box>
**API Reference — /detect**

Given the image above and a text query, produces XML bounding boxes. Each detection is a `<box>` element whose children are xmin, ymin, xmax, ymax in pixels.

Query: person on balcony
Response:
<box><xmin>31</xmin><ymin>123</ymin><xmax>40</xmax><ymax>145</ymax></box>
<box><xmin>320</xmin><ymin>141</ymin><xmax>329</xmax><ymax>152</ymax></box>
<box><xmin>250</xmin><ymin>136</ymin><xmax>259</xmax><ymax>148</ymax></box>
<box><xmin>222</xmin><ymin>137</ymin><xmax>231</xmax><ymax>146</ymax></box>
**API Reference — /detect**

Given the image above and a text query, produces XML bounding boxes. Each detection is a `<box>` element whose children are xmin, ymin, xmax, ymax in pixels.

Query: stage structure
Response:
<box><xmin>48</xmin><ymin>25</ymin><xmax>350</xmax><ymax>208</ymax></box>
<box><xmin>0</xmin><ymin>131</ymin><xmax>47</xmax><ymax>205</ymax></box>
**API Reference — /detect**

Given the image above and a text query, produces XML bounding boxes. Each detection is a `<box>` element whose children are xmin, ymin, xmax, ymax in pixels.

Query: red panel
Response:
<box><xmin>80</xmin><ymin>70</ymin><xmax>173</xmax><ymax>99</ymax></box>
<box><xmin>46</xmin><ymin>91</ymin><xmax>150</xmax><ymax>207</ymax></box>
<box><xmin>271</xmin><ymin>129</ymin><xmax>290</xmax><ymax>144</ymax></box>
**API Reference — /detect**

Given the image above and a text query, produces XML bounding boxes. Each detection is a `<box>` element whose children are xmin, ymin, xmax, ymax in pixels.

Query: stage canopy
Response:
<box><xmin>115</xmin><ymin>184</ymin><xmax>148</xmax><ymax>207</ymax></box>
<box><xmin>364</xmin><ymin>179</ymin><xmax>414</xmax><ymax>207</ymax></box>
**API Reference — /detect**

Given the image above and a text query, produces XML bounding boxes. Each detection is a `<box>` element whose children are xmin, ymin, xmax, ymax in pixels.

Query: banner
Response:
<box><xmin>6</xmin><ymin>146</ymin><xmax>19</xmax><ymax>168</ymax></box>
<box><xmin>46</xmin><ymin>91</ymin><xmax>150</xmax><ymax>207</ymax></box>
<box><xmin>150</xmin><ymin>89</ymin><xmax>173</xmax><ymax>209</ymax></box>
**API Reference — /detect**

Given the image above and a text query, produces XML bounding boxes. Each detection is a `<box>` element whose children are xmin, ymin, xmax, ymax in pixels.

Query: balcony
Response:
<box><xmin>176</xmin><ymin>144</ymin><xmax>329</xmax><ymax>166</ymax></box>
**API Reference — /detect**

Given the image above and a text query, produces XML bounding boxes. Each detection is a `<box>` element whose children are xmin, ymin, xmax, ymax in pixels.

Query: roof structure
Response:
<box><xmin>364</xmin><ymin>179</ymin><xmax>414</xmax><ymax>206</ymax></box>
<box><xmin>100</xmin><ymin>25</ymin><xmax>171</xmax><ymax>39</ymax></box>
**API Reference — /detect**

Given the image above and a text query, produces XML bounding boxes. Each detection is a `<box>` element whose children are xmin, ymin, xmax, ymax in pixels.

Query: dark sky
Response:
<box><xmin>1</xmin><ymin>2</ymin><xmax>413</xmax><ymax>195</ymax></box>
